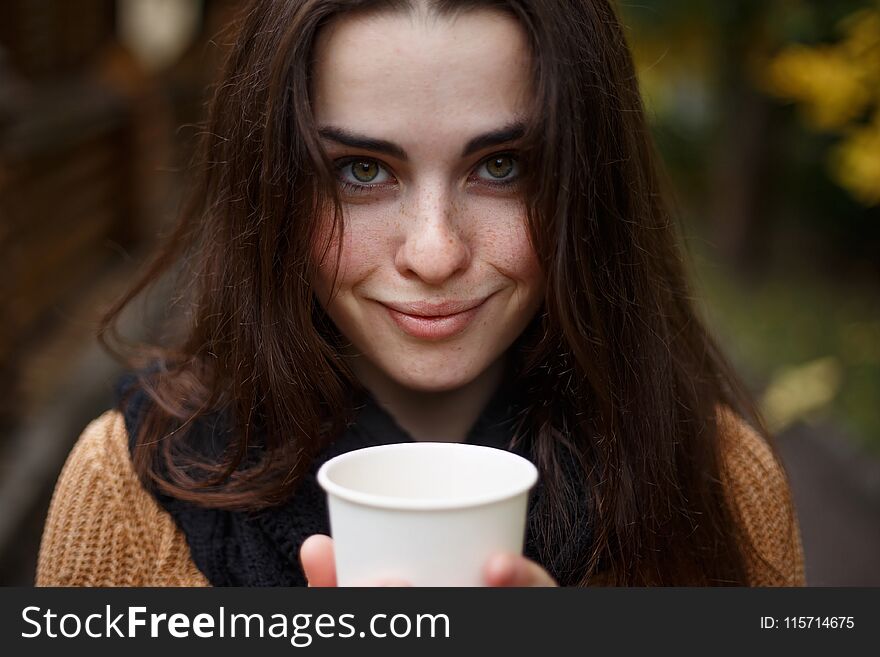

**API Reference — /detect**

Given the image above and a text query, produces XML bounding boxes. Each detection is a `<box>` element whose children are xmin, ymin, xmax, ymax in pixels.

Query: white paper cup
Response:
<box><xmin>316</xmin><ymin>442</ymin><xmax>538</xmax><ymax>587</ymax></box>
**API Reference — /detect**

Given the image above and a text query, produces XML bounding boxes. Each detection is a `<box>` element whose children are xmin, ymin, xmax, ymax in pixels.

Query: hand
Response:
<box><xmin>299</xmin><ymin>534</ymin><xmax>410</xmax><ymax>587</ymax></box>
<box><xmin>299</xmin><ymin>534</ymin><xmax>558</xmax><ymax>587</ymax></box>
<box><xmin>482</xmin><ymin>551</ymin><xmax>559</xmax><ymax>587</ymax></box>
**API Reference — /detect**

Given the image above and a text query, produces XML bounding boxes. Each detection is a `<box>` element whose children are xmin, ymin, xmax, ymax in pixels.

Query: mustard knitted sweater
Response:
<box><xmin>35</xmin><ymin>407</ymin><xmax>806</xmax><ymax>587</ymax></box>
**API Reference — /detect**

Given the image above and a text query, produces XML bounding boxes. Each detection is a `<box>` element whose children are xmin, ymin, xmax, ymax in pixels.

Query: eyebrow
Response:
<box><xmin>317</xmin><ymin>121</ymin><xmax>526</xmax><ymax>161</ymax></box>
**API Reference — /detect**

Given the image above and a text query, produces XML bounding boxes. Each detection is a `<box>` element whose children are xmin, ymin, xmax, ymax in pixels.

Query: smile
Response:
<box><xmin>380</xmin><ymin>296</ymin><xmax>491</xmax><ymax>341</ymax></box>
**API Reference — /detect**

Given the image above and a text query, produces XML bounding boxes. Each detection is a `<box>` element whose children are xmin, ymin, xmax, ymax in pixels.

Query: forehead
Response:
<box><xmin>311</xmin><ymin>8</ymin><xmax>532</xmax><ymax>156</ymax></box>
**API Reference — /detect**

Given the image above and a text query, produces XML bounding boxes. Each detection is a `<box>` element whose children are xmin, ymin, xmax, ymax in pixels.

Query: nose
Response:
<box><xmin>394</xmin><ymin>187</ymin><xmax>471</xmax><ymax>285</ymax></box>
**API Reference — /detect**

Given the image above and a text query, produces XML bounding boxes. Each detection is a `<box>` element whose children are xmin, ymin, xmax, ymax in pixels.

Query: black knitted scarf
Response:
<box><xmin>117</xmin><ymin>372</ymin><xmax>594</xmax><ymax>586</ymax></box>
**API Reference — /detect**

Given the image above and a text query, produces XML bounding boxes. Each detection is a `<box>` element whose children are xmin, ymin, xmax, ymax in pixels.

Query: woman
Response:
<box><xmin>36</xmin><ymin>0</ymin><xmax>805</xmax><ymax>587</ymax></box>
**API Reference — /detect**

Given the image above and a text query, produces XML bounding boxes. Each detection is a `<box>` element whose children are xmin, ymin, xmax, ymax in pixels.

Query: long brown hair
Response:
<box><xmin>101</xmin><ymin>0</ymin><xmax>781</xmax><ymax>585</ymax></box>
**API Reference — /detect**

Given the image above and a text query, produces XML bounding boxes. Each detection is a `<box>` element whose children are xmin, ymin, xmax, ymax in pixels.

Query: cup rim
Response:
<box><xmin>316</xmin><ymin>442</ymin><xmax>538</xmax><ymax>511</ymax></box>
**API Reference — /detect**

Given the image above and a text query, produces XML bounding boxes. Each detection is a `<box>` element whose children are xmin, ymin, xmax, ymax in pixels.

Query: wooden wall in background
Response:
<box><xmin>0</xmin><ymin>0</ymin><xmax>240</xmax><ymax>434</ymax></box>
<box><xmin>0</xmin><ymin>0</ymin><xmax>138</xmax><ymax>430</ymax></box>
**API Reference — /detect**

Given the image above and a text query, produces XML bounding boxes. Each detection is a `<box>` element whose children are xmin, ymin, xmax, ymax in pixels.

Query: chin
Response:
<box><xmin>381</xmin><ymin>358</ymin><xmax>481</xmax><ymax>393</ymax></box>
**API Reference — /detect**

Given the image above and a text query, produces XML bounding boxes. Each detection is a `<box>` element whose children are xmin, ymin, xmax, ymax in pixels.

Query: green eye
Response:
<box><xmin>334</xmin><ymin>157</ymin><xmax>393</xmax><ymax>192</ymax></box>
<box><xmin>351</xmin><ymin>160</ymin><xmax>379</xmax><ymax>182</ymax></box>
<box><xmin>485</xmin><ymin>155</ymin><xmax>515</xmax><ymax>179</ymax></box>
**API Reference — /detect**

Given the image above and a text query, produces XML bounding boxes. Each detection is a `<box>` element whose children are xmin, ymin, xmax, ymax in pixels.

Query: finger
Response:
<box><xmin>483</xmin><ymin>553</ymin><xmax>557</xmax><ymax>587</ymax></box>
<box><xmin>300</xmin><ymin>534</ymin><xmax>337</xmax><ymax>587</ymax></box>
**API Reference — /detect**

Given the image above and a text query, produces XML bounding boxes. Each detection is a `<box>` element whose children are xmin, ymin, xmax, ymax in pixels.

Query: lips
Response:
<box><xmin>381</xmin><ymin>297</ymin><xmax>487</xmax><ymax>318</ymax></box>
<box><xmin>379</xmin><ymin>295</ymin><xmax>492</xmax><ymax>341</ymax></box>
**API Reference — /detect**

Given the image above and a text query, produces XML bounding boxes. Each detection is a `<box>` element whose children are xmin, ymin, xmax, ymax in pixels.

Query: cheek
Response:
<box><xmin>310</xmin><ymin>210</ymin><xmax>386</xmax><ymax>303</ymax></box>
<box><xmin>310</xmin><ymin>214</ymin><xmax>351</xmax><ymax>305</ymax></box>
<box><xmin>478</xmin><ymin>208</ymin><xmax>543</xmax><ymax>290</ymax></box>
<box><xmin>507</xmin><ymin>230</ymin><xmax>542</xmax><ymax>283</ymax></box>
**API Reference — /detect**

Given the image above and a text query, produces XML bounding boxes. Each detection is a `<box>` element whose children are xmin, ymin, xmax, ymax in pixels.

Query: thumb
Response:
<box><xmin>300</xmin><ymin>534</ymin><xmax>337</xmax><ymax>587</ymax></box>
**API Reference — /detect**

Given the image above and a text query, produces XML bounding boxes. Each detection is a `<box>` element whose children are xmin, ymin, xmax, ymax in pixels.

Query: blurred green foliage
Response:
<box><xmin>619</xmin><ymin>1</ymin><xmax>880</xmax><ymax>449</ymax></box>
<box><xmin>692</xmin><ymin>248</ymin><xmax>880</xmax><ymax>451</ymax></box>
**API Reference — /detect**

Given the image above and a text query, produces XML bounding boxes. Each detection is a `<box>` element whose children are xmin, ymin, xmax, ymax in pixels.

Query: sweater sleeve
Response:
<box><xmin>35</xmin><ymin>410</ymin><xmax>209</xmax><ymax>587</ymax></box>
<box><xmin>718</xmin><ymin>406</ymin><xmax>806</xmax><ymax>586</ymax></box>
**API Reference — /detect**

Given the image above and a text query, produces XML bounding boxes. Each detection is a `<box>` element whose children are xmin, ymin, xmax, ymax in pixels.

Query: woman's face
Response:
<box><xmin>310</xmin><ymin>8</ymin><xmax>544</xmax><ymax>392</ymax></box>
